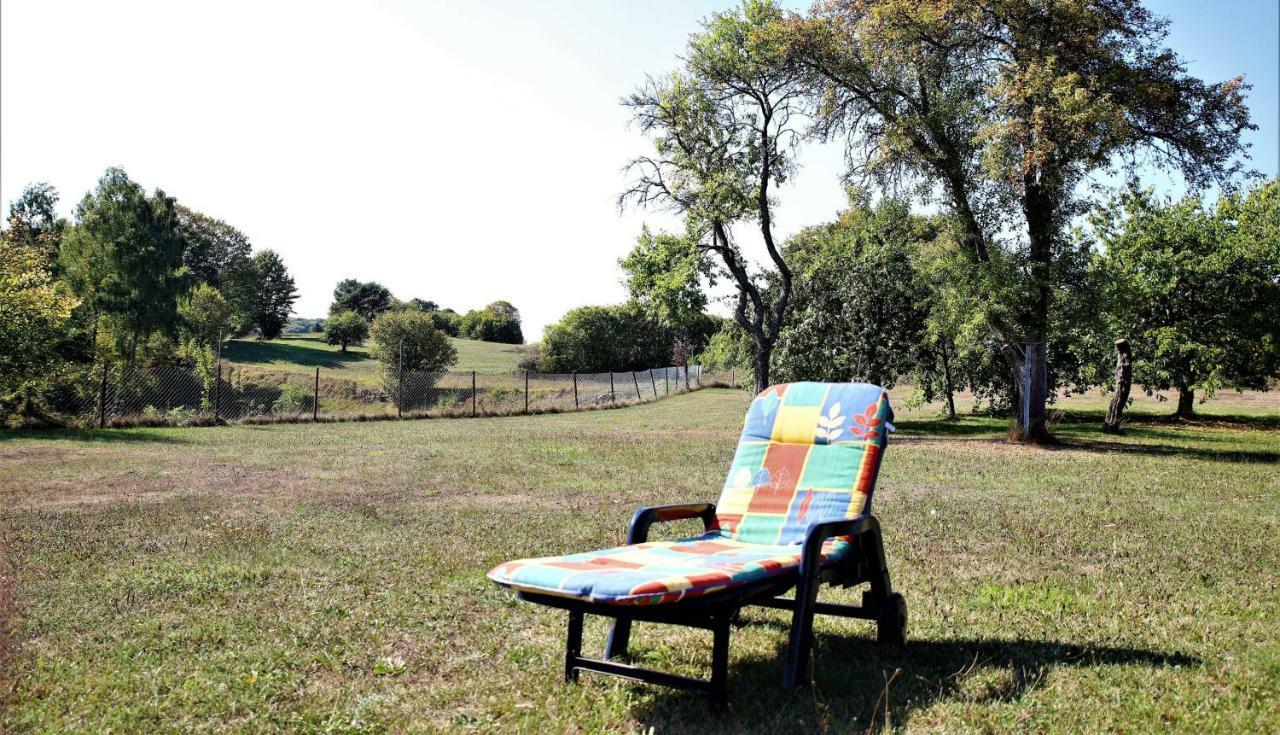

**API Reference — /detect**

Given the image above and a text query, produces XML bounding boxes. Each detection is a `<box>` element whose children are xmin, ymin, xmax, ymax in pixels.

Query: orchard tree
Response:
<box><xmin>324</xmin><ymin>310</ymin><xmax>369</xmax><ymax>352</ymax></box>
<box><xmin>793</xmin><ymin>0</ymin><xmax>1253</xmax><ymax>440</ymax></box>
<box><xmin>330</xmin><ymin>279</ymin><xmax>393</xmax><ymax>321</ymax></box>
<box><xmin>60</xmin><ymin>168</ymin><xmax>188</xmax><ymax>362</ymax></box>
<box><xmin>772</xmin><ymin>195</ymin><xmax>934</xmax><ymax>388</ymax></box>
<box><xmin>1095</xmin><ymin>183</ymin><xmax>1280</xmax><ymax>417</ymax></box>
<box><xmin>622</xmin><ymin>0</ymin><xmax>803</xmax><ymax>393</ymax></box>
<box><xmin>370</xmin><ymin>310</ymin><xmax>457</xmax><ymax>372</ymax></box>
<box><xmin>249</xmin><ymin>250</ymin><xmax>297</xmax><ymax>340</ymax></box>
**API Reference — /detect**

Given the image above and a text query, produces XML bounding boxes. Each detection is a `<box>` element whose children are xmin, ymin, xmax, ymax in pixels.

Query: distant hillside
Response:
<box><xmin>221</xmin><ymin>333</ymin><xmax>523</xmax><ymax>382</ymax></box>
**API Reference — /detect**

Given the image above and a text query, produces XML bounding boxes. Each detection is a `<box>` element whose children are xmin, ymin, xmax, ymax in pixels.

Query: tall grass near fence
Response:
<box><xmin>24</xmin><ymin>362</ymin><xmax>751</xmax><ymax>428</ymax></box>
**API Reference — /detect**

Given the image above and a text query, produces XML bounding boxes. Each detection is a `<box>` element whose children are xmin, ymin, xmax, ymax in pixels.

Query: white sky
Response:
<box><xmin>2</xmin><ymin>0</ymin><xmax>1275</xmax><ymax>340</ymax></box>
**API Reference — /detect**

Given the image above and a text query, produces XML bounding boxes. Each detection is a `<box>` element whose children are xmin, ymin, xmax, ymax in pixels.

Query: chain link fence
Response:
<box><xmin>32</xmin><ymin>362</ymin><xmax>724</xmax><ymax>428</ymax></box>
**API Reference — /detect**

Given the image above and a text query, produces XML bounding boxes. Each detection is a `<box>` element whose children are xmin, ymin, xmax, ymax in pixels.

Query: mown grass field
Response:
<box><xmin>222</xmin><ymin>333</ymin><xmax>524</xmax><ymax>383</ymax></box>
<box><xmin>1</xmin><ymin>388</ymin><xmax>1277</xmax><ymax>732</ymax></box>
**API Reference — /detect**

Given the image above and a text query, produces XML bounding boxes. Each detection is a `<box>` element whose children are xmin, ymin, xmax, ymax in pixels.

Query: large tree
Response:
<box><xmin>0</xmin><ymin>216</ymin><xmax>78</xmax><ymax>408</ymax></box>
<box><xmin>249</xmin><ymin>250</ymin><xmax>298</xmax><ymax>340</ymax></box>
<box><xmin>620</xmin><ymin>227</ymin><xmax>719</xmax><ymax>364</ymax></box>
<box><xmin>537</xmin><ymin>304</ymin><xmax>674</xmax><ymax>373</ymax></box>
<box><xmin>175</xmin><ymin>206</ymin><xmax>256</xmax><ymax>331</ymax></box>
<box><xmin>330</xmin><ymin>279</ymin><xmax>393</xmax><ymax>321</ymax></box>
<box><xmin>60</xmin><ymin>168</ymin><xmax>188</xmax><ymax>362</ymax></box>
<box><xmin>7</xmin><ymin>182</ymin><xmax>65</xmax><ymax>265</ymax></box>
<box><xmin>793</xmin><ymin>0</ymin><xmax>1253</xmax><ymax>440</ymax></box>
<box><xmin>622</xmin><ymin>0</ymin><xmax>804</xmax><ymax>393</ymax></box>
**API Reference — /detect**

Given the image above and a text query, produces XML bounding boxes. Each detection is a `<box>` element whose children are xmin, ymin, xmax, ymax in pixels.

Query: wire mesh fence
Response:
<box><xmin>33</xmin><ymin>362</ymin><xmax>726</xmax><ymax>428</ymax></box>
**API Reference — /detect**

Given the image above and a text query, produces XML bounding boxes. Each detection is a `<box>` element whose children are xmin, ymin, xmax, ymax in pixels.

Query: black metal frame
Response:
<box><xmin>514</xmin><ymin>502</ymin><xmax>905</xmax><ymax>709</ymax></box>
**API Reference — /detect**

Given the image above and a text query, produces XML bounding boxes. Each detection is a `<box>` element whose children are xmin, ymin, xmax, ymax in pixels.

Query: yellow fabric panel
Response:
<box><xmin>770</xmin><ymin>405</ymin><xmax>821</xmax><ymax>444</ymax></box>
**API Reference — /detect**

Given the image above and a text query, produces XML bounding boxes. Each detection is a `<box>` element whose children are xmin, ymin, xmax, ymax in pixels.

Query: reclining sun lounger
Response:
<box><xmin>487</xmin><ymin>381</ymin><xmax>905</xmax><ymax>708</ymax></box>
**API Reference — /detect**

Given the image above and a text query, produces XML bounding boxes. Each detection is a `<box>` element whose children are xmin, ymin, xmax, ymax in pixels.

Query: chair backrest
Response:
<box><xmin>714</xmin><ymin>382</ymin><xmax>893</xmax><ymax>546</ymax></box>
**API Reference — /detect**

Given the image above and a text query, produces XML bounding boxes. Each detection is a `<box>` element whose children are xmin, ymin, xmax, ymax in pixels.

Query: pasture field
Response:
<box><xmin>1</xmin><ymin>389</ymin><xmax>1277</xmax><ymax>732</ymax></box>
<box><xmin>222</xmin><ymin>333</ymin><xmax>525</xmax><ymax>383</ymax></box>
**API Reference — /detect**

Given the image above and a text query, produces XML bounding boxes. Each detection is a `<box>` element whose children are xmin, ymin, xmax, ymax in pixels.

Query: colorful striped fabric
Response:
<box><xmin>487</xmin><ymin>382</ymin><xmax>893</xmax><ymax>605</ymax></box>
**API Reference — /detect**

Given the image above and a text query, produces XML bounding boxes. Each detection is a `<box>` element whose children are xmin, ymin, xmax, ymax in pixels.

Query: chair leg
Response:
<box><xmin>709</xmin><ymin>614</ymin><xmax>732</xmax><ymax>710</ymax></box>
<box><xmin>783</xmin><ymin>573</ymin><xmax>820</xmax><ymax>689</ymax></box>
<box><xmin>604</xmin><ymin>618</ymin><xmax>632</xmax><ymax>660</ymax></box>
<box><xmin>565</xmin><ymin>610</ymin><xmax>583</xmax><ymax>683</ymax></box>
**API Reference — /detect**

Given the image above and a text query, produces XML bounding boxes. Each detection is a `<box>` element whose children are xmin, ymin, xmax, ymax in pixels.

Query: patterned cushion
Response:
<box><xmin>487</xmin><ymin>533</ymin><xmax>851</xmax><ymax>605</ymax></box>
<box><xmin>487</xmin><ymin>382</ymin><xmax>892</xmax><ymax>606</ymax></box>
<box><xmin>713</xmin><ymin>382</ymin><xmax>892</xmax><ymax>546</ymax></box>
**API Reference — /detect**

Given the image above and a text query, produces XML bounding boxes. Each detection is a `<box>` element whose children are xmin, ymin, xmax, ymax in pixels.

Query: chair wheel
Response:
<box><xmin>876</xmin><ymin>593</ymin><xmax>907</xmax><ymax>647</ymax></box>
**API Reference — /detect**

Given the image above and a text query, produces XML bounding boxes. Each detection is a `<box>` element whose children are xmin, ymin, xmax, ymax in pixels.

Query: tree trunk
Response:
<box><xmin>1175</xmin><ymin>385</ymin><xmax>1195</xmax><ymax>418</ymax></box>
<box><xmin>1017</xmin><ymin>179</ymin><xmax>1055</xmax><ymax>443</ymax></box>
<box><xmin>1015</xmin><ymin>342</ymin><xmax>1050</xmax><ymax>443</ymax></box>
<box><xmin>753</xmin><ymin>348</ymin><xmax>770</xmax><ymax>395</ymax></box>
<box><xmin>939</xmin><ymin>341</ymin><xmax>957</xmax><ymax>420</ymax></box>
<box><xmin>1102</xmin><ymin>338</ymin><xmax>1132</xmax><ymax>434</ymax></box>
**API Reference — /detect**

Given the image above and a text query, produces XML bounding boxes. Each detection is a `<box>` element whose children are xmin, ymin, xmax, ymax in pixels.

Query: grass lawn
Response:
<box><xmin>1</xmin><ymin>389</ymin><xmax>1277</xmax><ymax>732</ymax></box>
<box><xmin>221</xmin><ymin>334</ymin><xmax>524</xmax><ymax>382</ymax></box>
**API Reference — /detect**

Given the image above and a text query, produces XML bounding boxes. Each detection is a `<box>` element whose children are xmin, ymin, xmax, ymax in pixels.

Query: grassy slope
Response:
<box><xmin>221</xmin><ymin>333</ymin><xmax>523</xmax><ymax>381</ymax></box>
<box><xmin>1</xmin><ymin>391</ymin><xmax>1278</xmax><ymax>733</ymax></box>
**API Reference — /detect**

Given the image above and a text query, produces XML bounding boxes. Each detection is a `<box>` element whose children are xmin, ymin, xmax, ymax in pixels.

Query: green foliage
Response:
<box><xmin>6</xmin><ymin>182</ymin><xmax>65</xmax><ymax>266</ymax></box>
<box><xmin>772</xmin><ymin>196</ymin><xmax>934</xmax><ymax>388</ymax></box>
<box><xmin>59</xmin><ymin>167</ymin><xmax>188</xmax><ymax>361</ymax></box>
<box><xmin>368</xmin><ymin>310</ymin><xmax>458</xmax><ymax>373</ymax></box>
<box><xmin>1094</xmin><ymin>182</ymin><xmax>1280</xmax><ymax>414</ymax></box>
<box><xmin>272</xmin><ymin>381</ymin><xmax>313</xmax><ymax>414</ymax></box>
<box><xmin>175</xmin><ymin>206</ymin><xmax>257</xmax><ymax>332</ymax></box>
<box><xmin>248</xmin><ymin>250</ymin><xmax>297</xmax><ymax>340</ymax></box>
<box><xmin>459</xmin><ymin>301</ymin><xmax>523</xmax><ymax>344</ymax></box>
<box><xmin>323</xmin><ymin>310</ymin><xmax>369</xmax><ymax>352</ymax></box>
<box><xmin>427</xmin><ymin>310</ymin><xmax>461</xmax><ymax>337</ymax></box>
<box><xmin>620</xmin><ymin>227</ymin><xmax>720</xmax><ymax>362</ymax></box>
<box><xmin>696</xmin><ymin>321</ymin><xmax>752</xmax><ymax>373</ymax></box>
<box><xmin>178</xmin><ymin>284</ymin><xmax>233</xmax><ymax>350</ymax></box>
<box><xmin>0</xmin><ymin>222</ymin><xmax>79</xmax><ymax>404</ymax></box>
<box><xmin>330</xmin><ymin>279</ymin><xmax>393</xmax><ymax>321</ymax></box>
<box><xmin>537</xmin><ymin>304</ymin><xmax>672</xmax><ymax>373</ymax></box>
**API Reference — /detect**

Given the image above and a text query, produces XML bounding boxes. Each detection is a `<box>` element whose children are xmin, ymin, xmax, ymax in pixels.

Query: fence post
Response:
<box><xmin>609</xmin><ymin>373</ymin><xmax>615</xmax><ymax>403</ymax></box>
<box><xmin>313</xmin><ymin>367</ymin><xmax>319</xmax><ymax>421</ymax></box>
<box><xmin>730</xmin><ymin>367</ymin><xmax>734</xmax><ymax>387</ymax></box>
<box><xmin>214</xmin><ymin>363</ymin><xmax>222</xmax><ymax>423</ymax></box>
<box><xmin>472</xmin><ymin>371</ymin><xmax>477</xmax><ymax>417</ymax></box>
<box><xmin>98</xmin><ymin>361</ymin><xmax>108</xmax><ymax>429</ymax></box>
<box><xmin>524</xmin><ymin>371</ymin><xmax>530</xmax><ymax>414</ymax></box>
<box><xmin>665</xmin><ymin>368</ymin><xmax>670</xmax><ymax>396</ymax></box>
<box><xmin>397</xmin><ymin>341</ymin><xmax>404</xmax><ymax>419</ymax></box>
<box><xmin>649</xmin><ymin>369</ymin><xmax>657</xmax><ymax>399</ymax></box>
<box><xmin>684</xmin><ymin>365</ymin><xmax>690</xmax><ymax>391</ymax></box>
<box><xmin>572</xmin><ymin>372</ymin><xmax>579</xmax><ymax>409</ymax></box>
<box><xmin>632</xmin><ymin>371</ymin><xmax>642</xmax><ymax>400</ymax></box>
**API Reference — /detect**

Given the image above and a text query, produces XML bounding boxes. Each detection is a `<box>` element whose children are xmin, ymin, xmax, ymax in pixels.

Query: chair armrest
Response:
<box><xmin>798</xmin><ymin>514</ymin><xmax>880</xmax><ymax>575</ymax></box>
<box><xmin>627</xmin><ymin>502</ymin><xmax>717</xmax><ymax>544</ymax></box>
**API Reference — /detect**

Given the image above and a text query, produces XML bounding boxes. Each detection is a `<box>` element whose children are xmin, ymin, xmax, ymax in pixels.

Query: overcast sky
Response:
<box><xmin>2</xmin><ymin>0</ymin><xmax>1276</xmax><ymax>339</ymax></box>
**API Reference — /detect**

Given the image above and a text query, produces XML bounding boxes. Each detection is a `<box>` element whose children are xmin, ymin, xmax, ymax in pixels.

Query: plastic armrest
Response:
<box><xmin>627</xmin><ymin>502</ymin><xmax>717</xmax><ymax>544</ymax></box>
<box><xmin>798</xmin><ymin>514</ymin><xmax>880</xmax><ymax>575</ymax></box>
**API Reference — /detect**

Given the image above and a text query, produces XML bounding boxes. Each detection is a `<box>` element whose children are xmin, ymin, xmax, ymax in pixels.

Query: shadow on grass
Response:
<box><xmin>629</xmin><ymin>630</ymin><xmax>1199</xmax><ymax>732</ymax></box>
<box><xmin>1053</xmin><ymin>437</ymin><xmax>1279</xmax><ymax>464</ymax></box>
<box><xmin>221</xmin><ymin>338</ymin><xmax>372</xmax><ymax>370</ymax></box>
<box><xmin>0</xmin><ymin>428</ymin><xmax>189</xmax><ymax>444</ymax></box>
<box><xmin>1051</xmin><ymin>408</ymin><xmax>1280</xmax><ymax>431</ymax></box>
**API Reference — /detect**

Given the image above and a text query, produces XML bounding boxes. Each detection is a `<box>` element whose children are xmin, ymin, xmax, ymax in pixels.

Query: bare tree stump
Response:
<box><xmin>1103</xmin><ymin>338</ymin><xmax>1132</xmax><ymax>434</ymax></box>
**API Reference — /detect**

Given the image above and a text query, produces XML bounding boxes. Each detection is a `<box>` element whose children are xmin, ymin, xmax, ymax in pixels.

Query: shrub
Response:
<box><xmin>459</xmin><ymin>301</ymin><xmax>523</xmax><ymax>344</ymax></box>
<box><xmin>537</xmin><ymin>303</ymin><xmax>672</xmax><ymax>372</ymax></box>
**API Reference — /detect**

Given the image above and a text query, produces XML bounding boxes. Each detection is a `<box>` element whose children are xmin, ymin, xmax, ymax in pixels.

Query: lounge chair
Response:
<box><xmin>487</xmin><ymin>381</ymin><xmax>905</xmax><ymax>708</ymax></box>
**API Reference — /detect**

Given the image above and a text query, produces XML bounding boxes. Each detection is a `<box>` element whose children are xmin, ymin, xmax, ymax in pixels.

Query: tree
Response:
<box><xmin>402</xmin><ymin>298</ymin><xmax>438</xmax><ymax>313</ymax></box>
<box><xmin>249</xmin><ymin>250</ymin><xmax>297</xmax><ymax>340</ymax></box>
<box><xmin>620</xmin><ymin>227</ymin><xmax>720</xmax><ymax>364</ymax></box>
<box><xmin>1094</xmin><ymin>183</ymin><xmax>1280</xmax><ymax>417</ymax></box>
<box><xmin>330</xmin><ymin>279</ymin><xmax>393</xmax><ymax>321</ymax></box>
<box><xmin>175</xmin><ymin>206</ymin><xmax>256</xmax><ymax>331</ymax></box>
<box><xmin>459</xmin><ymin>301</ymin><xmax>524</xmax><ymax>344</ymax></box>
<box><xmin>0</xmin><ymin>220</ymin><xmax>78</xmax><ymax>411</ymax></box>
<box><xmin>60</xmin><ymin>168</ymin><xmax>188</xmax><ymax>362</ymax></box>
<box><xmin>794</xmin><ymin>0</ymin><xmax>1253</xmax><ymax>440</ymax></box>
<box><xmin>427</xmin><ymin>309</ymin><xmax>461</xmax><ymax>337</ymax></box>
<box><xmin>178</xmin><ymin>284</ymin><xmax>233</xmax><ymax>351</ymax></box>
<box><xmin>7</xmin><ymin>182</ymin><xmax>65</xmax><ymax>265</ymax></box>
<box><xmin>537</xmin><ymin>304</ymin><xmax>673</xmax><ymax>373</ymax></box>
<box><xmin>324</xmin><ymin>310</ymin><xmax>369</xmax><ymax>352</ymax></box>
<box><xmin>623</xmin><ymin>0</ymin><xmax>804</xmax><ymax>393</ymax></box>
<box><xmin>772</xmin><ymin>195</ymin><xmax>934</xmax><ymax>388</ymax></box>
<box><xmin>697</xmin><ymin>321</ymin><xmax>753</xmax><ymax>373</ymax></box>
<box><xmin>369</xmin><ymin>310</ymin><xmax>458</xmax><ymax>372</ymax></box>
